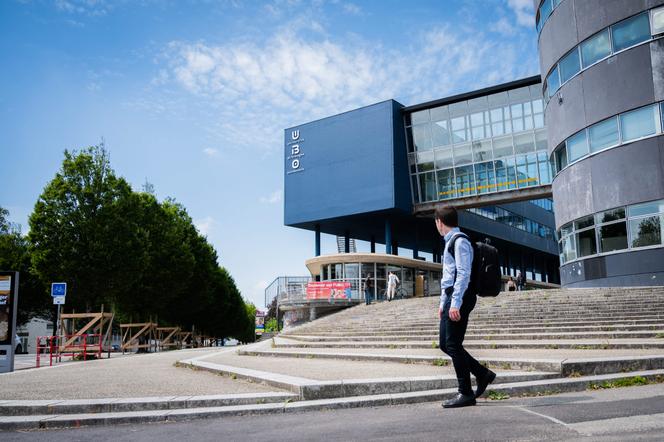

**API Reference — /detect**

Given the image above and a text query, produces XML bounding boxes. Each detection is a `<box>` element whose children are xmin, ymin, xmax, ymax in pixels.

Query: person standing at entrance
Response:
<box><xmin>364</xmin><ymin>273</ymin><xmax>373</xmax><ymax>305</ymax></box>
<box><xmin>435</xmin><ymin>206</ymin><xmax>495</xmax><ymax>408</ymax></box>
<box><xmin>387</xmin><ymin>271</ymin><xmax>399</xmax><ymax>302</ymax></box>
<box><xmin>516</xmin><ymin>271</ymin><xmax>525</xmax><ymax>291</ymax></box>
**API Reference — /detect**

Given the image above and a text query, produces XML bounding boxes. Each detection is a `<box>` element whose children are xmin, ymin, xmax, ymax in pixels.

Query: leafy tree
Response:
<box><xmin>0</xmin><ymin>207</ymin><xmax>49</xmax><ymax>325</ymax></box>
<box><xmin>29</xmin><ymin>144</ymin><xmax>145</xmax><ymax>312</ymax></box>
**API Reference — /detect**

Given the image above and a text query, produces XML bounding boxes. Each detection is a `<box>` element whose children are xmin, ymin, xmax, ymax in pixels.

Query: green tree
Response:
<box><xmin>28</xmin><ymin>144</ymin><xmax>145</xmax><ymax>312</ymax></box>
<box><xmin>0</xmin><ymin>207</ymin><xmax>49</xmax><ymax>325</ymax></box>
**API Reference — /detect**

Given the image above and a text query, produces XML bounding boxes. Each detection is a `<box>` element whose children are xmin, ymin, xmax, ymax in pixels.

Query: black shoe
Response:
<box><xmin>442</xmin><ymin>393</ymin><xmax>476</xmax><ymax>408</ymax></box>
<box><xmin>475</xmin><ymin>370</ymin><xmax>496</xmax><ymax>398</ymax></box>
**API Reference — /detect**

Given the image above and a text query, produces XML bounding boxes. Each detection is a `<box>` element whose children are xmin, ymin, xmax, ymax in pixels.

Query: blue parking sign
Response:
<box><xmin>51</xmin><ymin>282</ymin><xmax>67</xmax><ymax>297</ymax></box>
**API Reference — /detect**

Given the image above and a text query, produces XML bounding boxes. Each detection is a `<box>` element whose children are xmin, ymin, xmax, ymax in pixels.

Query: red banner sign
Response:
<box><xmin>306</xmin><ymin>281</ymin><xmax>351</xmax><ymax>300</ymax></box>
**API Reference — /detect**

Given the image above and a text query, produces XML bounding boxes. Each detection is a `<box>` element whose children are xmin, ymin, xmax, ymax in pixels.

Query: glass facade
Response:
<box><xmin>558</xmin><ymin>199</ymin><xmax>664</xmax><ymax>265</ymax></box>
<box><xmin>406</xmin><ymin>85</ymin><xmax>550</xmax><ymax>204</ymax></box>
<box><xmin>536</xmin><ymin>0</ymin><xmax>565</xmax><ymax>33</ymax></box>
<box><xmin>551</xmin><ymin>101</ymin><xmax>664</xmax><ymax>175</ymax></box>
<box><xmin>467</xmin><ymin>206</ymin><xmax>556</xmax><ymax>241</ymax></box>
<box><xmin>544</xmin><ymin>10</ymin><xmax>658</xmax><ymax>101</ymax></box>
<box><xmin>319</xmin><ymin>262</ymin><xmax>441</xmax><ymax>299</ymax></box>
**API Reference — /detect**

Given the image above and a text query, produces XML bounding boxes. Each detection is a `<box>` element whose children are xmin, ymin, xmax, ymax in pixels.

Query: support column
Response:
<box><xmin>309</xmin><ymin>307</ymin><xmax>317</xmax><ymax>321</ymax></box>
<box><xmin>370</xmin><ymin>236</ymin><xmax>376</xmax><ymax>254</ymax></box>
<box><xmin>344</xmin><ymin>230</ymin><xmax>350</xmax><ymax>254</ymax></box>
<box><xmin>385</xmin><ymin>219</ymin><xmax>392</xmax><ymax>255</ymax></box>
<box><xmin>392</xmin><ymin>240</ymin><xmax>398</xmax><ymax>256</ymax></box>
<box><xmin>413</xmin><ymin>231</ymin><xmax>419</xmax><ymax>259</ymax></box>
<box><xmin>315</xmin><ymin>224</ymin><xmax>321</xmax><ymax>257</ymax></box>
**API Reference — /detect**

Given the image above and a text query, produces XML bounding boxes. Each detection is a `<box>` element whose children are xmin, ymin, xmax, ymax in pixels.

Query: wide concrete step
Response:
<box><xmin>275</xmin><ymin>339</ymin><xmax>664</xmax><ymax>350</ymax></box>
<box><xmin>4</xmin><ymin>369</ymin><xmax>664</xmax><ymax>431</ymax></box>
<box><xmin>284</xmin><ymin>330</ymin><xmax>664</xmax><ymax>342</ymax></box>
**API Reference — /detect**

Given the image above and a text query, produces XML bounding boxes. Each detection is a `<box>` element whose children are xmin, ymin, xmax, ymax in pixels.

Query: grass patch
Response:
<box><xmin>431</xmin><ymin>341</ymin><xmax>437</xmax><ymax>349</ymax></box>
<box><xmin>567</xmin><ymin>371</ymin><xmax>582</xmax><ymax>378</ymax></box>
<box><xmin>500</xmin><ymin>362</ymin><xmax>511</xmax><ymax>370</ymax></box>
<box><xmin>230</xmin><ymin>373</ymin><xmax>237</xmax><ymax>380</ymax></box>
<box><xmin>388</xmin><ymin>344</ymin><xmax>398</xmax><ymax>349</ymax></box>
<box><xmin>487</xmin><ymin>390</ymin><xmax>510</xmax><ymax>400</ymax></box>
<box><xmin>655</xmin><ymin>333</ymin><xmax>664</xmax><ymax>339</ymax></box>
<box><xmin>589</xmin><ymin>376</ymin><xmax>648</xmax><ymax>390</ymax></box>
<box><xmin>432</xmin><ymin>358</ymin><xmax>449</xmax><ymax>367</ymax></box>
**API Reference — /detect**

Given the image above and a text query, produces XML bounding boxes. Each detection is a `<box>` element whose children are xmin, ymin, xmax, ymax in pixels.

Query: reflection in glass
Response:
<box><xmin>475</xmin><ymin>162</ymin><xmax>496</xmax><ymax>194</ymax></box>
<box><xmin>575</xmin><ymin>215</ymin><xmax>594</xmax><ymax>230</ymax></box>
<box><xmin>611</xmin><ymin>12</ymin><xmax>650</xmax><ymax>52</ymax></box>
<box><xmin>419</xmin><ymin>172</ymin><xmax>437</xmax><ymax>202</ymax></box>
<box><xmin>451</xmin><ymin>116</ymin><xmax>468</xmax><ymax>143</ymax></box>
<box><xmin>596</xmin><ymin>208</ymin><xmax>625</xmax><ymax>224</ymax></box>
<box><xmin>653</xmin><ymin>7</ymin><xmax>664</xmax><ymax>35</ymax></box>
<box><xmin>437</xmin><ymin>169</ymin><xmax>455</xmax><ymax>199</ymax></box>
<box><xmin>629</xmin><ymin>200</ymin><xmax>664</xmax><ymax>217</ymax></box>
<box><xmin>547</xmin><ymin>66</ymin><xmax>560</xmax><ymax>98</ymax></box>
<box><xmin>514</xmin><ymin>133</ymin><xmax>535</xmax><ymax>154</ymax></box>
<box><xmin>589</xmin><ymin>117</ymin><xmax>619</xmax><ymax>152</ymax></box>
<box><xmin>493</xmin><ymin>135</ymin><xmax>513</xmax><ymax>158</ymax></box>
<box><xmin>417</xmin><ymin>151</ymin><xmax>435</xmax><ymax>172</ymax></box>
<box><xmin>566</xmin><ymin>131</ymin><xmax>589</xmax><ymax>163</ymax></box>
<box><xmin>453</xmin><ymin>143</ymin><xmax>473</xmax><ymax>165</ymax></box>
<box><xmin>431</xmin><ymin>120</ymin><xmax>451</xmax><ymax>147</ymax></box>
<box><xmin>629</xmin><ymin>216</ymin><xmax>663</xmax><ymax>248</ymax></box>
<box><xmin>472</xmin><ymin>140</ymin><xmax>493</xmax><ymax>162</ymax></box>
<box><xmin>581</xmin><ymin>29</ymin><xmax>611</xmax><ymax>67</ymax></box>
<box><xmin>412</xmin><ymin>124</ymin><xmax>432</xmax><ymax>151</ymax></box>
<box><xmin>561</xmin><ymin>236</ymin><xmax>576</xmax><ymax>263</ymax></box>
<box><xmin>559</xmin><ymin>48</ymin><xmax>581</xmax><ymax>83</ymax></box>
<box><xmin>599</xmin><ymin>222</ymin><xmax>628</xmax><ymax>252</ymax></box>
<box><xmin>455</xmin><ymin>165</ymin><xmax>476</xmax><ymax>196</ymax></box>
<box><xmin>576</xmin><ymin>229</ymin><xmax>597</xmax><ymax>257</ymax></box>
<box><xmin>434</xmin><ymin>148</ymin><xmax>454</xmax><ymax>169</ymax></box>
<box><xmin>411</xmin><ymin>109</ymin><xmax>430</xmax><ymax>125</ymax></box>
<box><xmin>620</xmin><ymin>105</ymin><xmax>657</xmax><ymax>142</ymax></box>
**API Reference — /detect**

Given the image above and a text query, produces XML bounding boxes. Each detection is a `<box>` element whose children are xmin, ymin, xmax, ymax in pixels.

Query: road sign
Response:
<box><xmin>53</xmin><ymin>296</ymin><xmax>66</xmax><ymax>305</ymax></box>
<box><xmin>51</xmin><ymin>282</ymin><xmax>67</xmax><ymax>297</ymax></box>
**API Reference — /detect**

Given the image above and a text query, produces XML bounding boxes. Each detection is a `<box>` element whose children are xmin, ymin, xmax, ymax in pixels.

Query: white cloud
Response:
<box><xmin>342</xmin><ymin>2</ymin><xmax>362</xmax><ymax>15</ymax></box>
<box><xmin>154</xmin><ymin>17</ymin><xmax>537</xmax><ymax>154</ymax></box>
<box><xmin>195</xmin><ymin>216</ymin><xmax>216</xmax><ymax>236</ymax></box>
<box><xmin>507</xmin><ymin>0</ymin><xmax>535</xmax><ymax>27</ymax></box>
<box><xmin>260</xmin><ymin>190</ymin><xmax>283</xmax><ymax>204</ymax></box>
<box><xmin>490</xmin><ymin>17</ymin><xmax>517</xmax><ymax>36</ymax></box>
<box><xmin>202</xmin><ymin>147</ymin><xmax>220</xmax><ymax>157</ymax></box>
<box><xmin>55</xmin><ymin>0</ymin><xmax>111</xmax><ymax>16</ymax></box>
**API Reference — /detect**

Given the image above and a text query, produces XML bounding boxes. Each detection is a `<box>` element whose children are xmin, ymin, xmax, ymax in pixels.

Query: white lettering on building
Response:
<box><xmin>287</xmin><ymin>129</ymin><xmax>305</xmax><ymax>174</ymax></box>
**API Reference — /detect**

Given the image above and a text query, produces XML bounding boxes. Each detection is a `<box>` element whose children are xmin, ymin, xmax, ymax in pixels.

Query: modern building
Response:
<box><xmin>268</xmin><ymin>1</ymin><xmax>664</xmax><ymax>323</ymax></box>
<box><xmin>537</xmin><ymin>0</ymin><xmax>664</xmax><ymax>286</ymax></box>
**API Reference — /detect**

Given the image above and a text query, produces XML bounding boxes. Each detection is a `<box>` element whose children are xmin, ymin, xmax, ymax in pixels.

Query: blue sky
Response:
<box><xmin>0</xmin><ymin>0</ymin><xmax>539</xmax><ymax>308</ymax></box>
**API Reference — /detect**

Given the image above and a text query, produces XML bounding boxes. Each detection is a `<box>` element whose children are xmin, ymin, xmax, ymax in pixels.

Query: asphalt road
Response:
<box><xmin>4</xmin><ymin>384</ymin><xmax>664</xmax><ymax>441</ymax></box>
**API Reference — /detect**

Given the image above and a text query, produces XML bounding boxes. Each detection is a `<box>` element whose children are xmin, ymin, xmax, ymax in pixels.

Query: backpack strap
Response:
<box><xmin>447</xmin><ymin>232</ymin><xmax>469</xmax><ymax>260</ymax></box>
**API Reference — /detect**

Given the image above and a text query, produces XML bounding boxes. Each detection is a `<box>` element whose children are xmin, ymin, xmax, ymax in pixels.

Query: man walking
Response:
<box><xmin>387</xmin><ymin>271</ymin><xmax>399</xmax><ymax>302</ymax></box>
<box><xmin>364</xmin><ymin>273</ymin><xmax>373</xmax><ymax>305</ymax></box>
<box><xmin>435</xmin><ymin>206</ymin><xmax>496</xmax><ymax>408</ymax></box>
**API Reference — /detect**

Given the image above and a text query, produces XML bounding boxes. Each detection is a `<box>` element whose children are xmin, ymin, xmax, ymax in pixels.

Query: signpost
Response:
<box><xmin>51</xmin><ymin>283</ymin><xmax>67</xmax><ymax>341</ymax></box>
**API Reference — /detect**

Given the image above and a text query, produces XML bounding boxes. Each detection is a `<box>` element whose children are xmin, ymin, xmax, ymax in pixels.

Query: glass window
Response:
<box><xmin>412</xmin><ymin>124</ymin><xmax>433</xmax><ymax>151</ymax></box>
<box><xmin>629</xmin><ymin>216</ymin><xmax>663</xmax><ymax>248</ymax></box>
<box><xmin>451</xmin><ymin>116</ymin><xmax>468</xmax><ymax>143</ymax></box>
<box><xmin>533</xmin><ymin>99</ymin><xmax>544</xmax><ymax>128</ymax></box>
<box><xmin>653</xmin><ymin>7</ymin><xmax>664</xmax><ymax>35</ymax></box>
<box><xmin>566</xmin><ymin>130</ymin><xmax>589</xmax><ymax>163</ymax></box>
<box><xmin>419</xmin><ymin>172</ymin><xmax>437</xmax><ymax>202</ymax></box>
<box><xmin>361</xmin><ymin>263</ymin><xmax>374</xmax><ymax>279</ymax></box>
<box><xmin>581</xmin><ymin>29</ymin><xmax>611</xmax><ymax>67</ymax></box>
<box><xmin>555</xmin><ymin>144</ymin><xmax>568</xmax><ymax>171</ymax></box>
<box><xmin>472</xmin><ymin>140</ymin><xmax>492</xmax><ymax>162</ymax></box>
<box><xmin>411</xmin><ymin>175</ymin><xmax>419</xmax><ymax>202</ymax></box>
<box><xmin>620</xmin><ymin>105</ymin><xmax>658</xmax><ymax>142</ymax></box>
<box><xmin>344</xmin><ymin>263</ymin><xmax>359</xmax><ymax>280</ymax></box>
<box><xmin>599</xmin><ymin>221</ymin><xmax>628</xmax><ymax>252</ymax></box>
<box><xmin>411</xmin><ymin>109</ymin><xmax>430</xmax><ymax>125</ymax></box>
<box><xmin>511</xmin><ymin>103</ymin><xmax>524</xmax><ymax>132</ymax></box>
<box><xmin>431</xmin><ymin>120</ymin><xmax>451</xmax><ymax>147</ymax></box>
<box><xmin>576</xmin><ymin>229</ymin><xmax>597</xmax><ymax>257</ymax></box>
<box><xmin>575</xmin><ymin>215</ymin><xmax>594</xmax><ymax>230</ymax></box>
<box><xmin>492</xmin><ymin>135</ymin><xmax>513</xmax><ymax>159</ymax></box>
<box><xmin>430</xmin><ymin>105</ymin><xmax>449</xmax><ymax>123</ymax></box>
<box><xmin>538</xmin><ymin>152</ymin><xmax>551</xmax><ymax>184</ymax></box>
<box><xmin>437</xmin><ymin>168</ymin><xmax>455</xmax><ymax>199</ymax></box>
<box><xmin>589</xmin><ymin>117</ymin><xmax>619</xmax><ymax>152</ymax></box>
<box><xmin>416</xmin><ymin>151</ymin><xmax>434</xmax><ymax>172</ymax></box>
<box><xmin>508</xmin><ymin>86</ymin><xmax>531</xmax><ymax>103</ymax></box>
<box><xmin>514</xmin><ymin>133</ymin><xmax>535</xmax><ymax>154</ymax></box>
<box><xmin>453</xmin><ymin>143</ymin><xmax>473</xmax><ymax>166</ymax></box>
<box><xmin>561</xmin><ymin>235</ymin><xmax>576</xmax><ymax>263</ymax></box>
<box><xmin>434</xmin><ymin>147</ymin><xmax>454</xmax><ymax>169</ymax></box>
<box><xmin>596</xmin><ymin>208</ymin><xmax>625</xmax><ymax>224</ymax></box>
<box><xmin>547</xmin><ymin>66</ymin><xmax>560</xmax><ymax>98</ymax></box>
<box><xmin>455</xmin><ymin>165</ymin><xmax>476</xmax><ymax>196</ymax></box>
<box><xmin>560</xmin><ymin>223</ymin><xmax>574</xmax><ymax>237</ymax></box>
<box><xmin>535</xmin><ymin>129</ymin><xmax>547</xmax><ymax>151</ymax></box>
<box><xmin>559</xmin><ymin>48</ymin><xmax>581</xmax><ymax>83</ymax></box>
<box><xmin>475</xmin><ymin>161</ymin><xmax>496</xmax><ymax>194</ymax></box>
<box><xmin>331</xmin><ymin>263</ymin><xmax>343</xmax><ymax>279</ymax></box>
<box><xmin>490</xmin><ymin>107</ymin><xmax>510</xmax><ymax>136</ymax></box>
<box><xmin>494</xmin><ymin>159</ymin><xmax>516</xmax><ymax>191</ymax></box>
<box><xmin>470</xmin><ymin>112</ymin><xmax>485</xmax><ymax>140</ymax></box>
<box><xmin>629</xmin><ymin>200</ymin><xmax>664</xmax><ymax>217</ymax></box>
<box><xmin>611</xmin><ymin>12</ymin><xmax>650</xmax><ymax>52</ymax></box>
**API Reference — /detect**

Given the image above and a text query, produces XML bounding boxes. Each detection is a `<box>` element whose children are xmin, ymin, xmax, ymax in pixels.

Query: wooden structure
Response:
<box><xmin>59</xmin><ymin>307</ymin><xmax>114</xmax><ymax>356</ymax></box>
<box><xmin>156</xmin><ymin>326</ymin><xmax>181</xmax><ymax>350</ymax></box>
<box><xmin>120</xmin><ymin>322</ymin><xmax>157</xmax><ymax>353</ymax></box>
<box><xmin>176</xmin><ymin>330</ymin><xmax>192</xmax><ymax>349</ymax></box>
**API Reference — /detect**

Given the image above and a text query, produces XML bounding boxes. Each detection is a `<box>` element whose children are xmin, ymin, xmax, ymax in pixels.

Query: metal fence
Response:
<box><xmin>264</xmin><ymin>276</ymin><xmax>312</xmax><ymax>307</ymax></box>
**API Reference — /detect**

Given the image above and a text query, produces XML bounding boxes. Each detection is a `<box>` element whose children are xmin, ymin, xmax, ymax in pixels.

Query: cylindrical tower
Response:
<box><xmin>536</xmin><ymin>0</ymin><xmax>664</xmax><ymax>286</ymax></box>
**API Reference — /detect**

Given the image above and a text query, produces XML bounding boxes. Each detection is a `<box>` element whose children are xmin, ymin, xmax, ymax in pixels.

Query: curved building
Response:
<box><xmin>537</xmin><ymin>0</ymin><xmax>664</xmax><ymax>286</ymax></box>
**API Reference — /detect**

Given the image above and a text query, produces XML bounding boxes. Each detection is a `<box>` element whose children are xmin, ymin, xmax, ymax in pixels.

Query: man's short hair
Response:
<box><xmin>435</xmin><ymin>206</ymin><xmax>458</xmax><ymax>227</ymax></box>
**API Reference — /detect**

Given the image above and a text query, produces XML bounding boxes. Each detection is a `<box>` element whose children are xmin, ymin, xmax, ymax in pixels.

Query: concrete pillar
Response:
<box><xmin>315</xmin><ymin>224</ymin><xmax>321</xmax><ymax>257</ymax></box>
<box><xmin>370</xmin><ymin>236</ymin><xmax>376</xmax><ymax>253</ymax></box>
<box><xmin>392</xmin><ymin>240</ymin><xmax>398</xmax><ymax>256</ymax></box>
<box><xmin>385</xmin><ymin>219</ymin><xmax>392</xmax><ymax>255</ymax></box>
<box><xmin>309</xmin><ymin>307</ymin><xmax>317</xmax><ymax>321</ymax></box>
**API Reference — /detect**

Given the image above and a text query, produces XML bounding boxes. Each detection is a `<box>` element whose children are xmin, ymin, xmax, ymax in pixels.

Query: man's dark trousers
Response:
<box><xmin>439</xmin><ymin>289</ymin><xmax>490</xmax><ymax>395</ymax></box>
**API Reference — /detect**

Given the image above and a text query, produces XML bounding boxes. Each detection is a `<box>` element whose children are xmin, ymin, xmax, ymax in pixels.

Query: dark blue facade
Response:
<box><xmin>285</xmin><ymin>100</ymin><xmax>411</xmax><ymax>226</ymax></box>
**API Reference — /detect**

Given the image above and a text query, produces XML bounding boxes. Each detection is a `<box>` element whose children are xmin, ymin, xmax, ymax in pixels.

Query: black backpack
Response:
<box><xmin>448</xmin><ymin>232</ymin><xmax>501</xmax><ymax>297</ymax></box>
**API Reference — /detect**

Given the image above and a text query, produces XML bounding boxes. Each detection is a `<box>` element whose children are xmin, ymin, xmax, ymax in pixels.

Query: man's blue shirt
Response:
<box><xmin>440</xmin><ymin>227</ymin><xmax>473</xmax><ymax>310</ymax></box>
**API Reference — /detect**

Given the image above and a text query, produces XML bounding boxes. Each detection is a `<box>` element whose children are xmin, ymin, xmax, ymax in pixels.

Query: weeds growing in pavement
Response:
<box><xmin>589</xmin><ymin>376</ymin><xmax>648</xmax><ymax>390</ymax></box>
<box><xmin>487</xmin><ymin>391</ymin><xmax>510</xmax><ymax>400</ymax></box>
<box><xmin>433</xmin><ymin>358</ymin><xmax>448</xmax><ymax>366</ymax></box>
<box><xmin>431</xmin><ymin>341</ymin><xmax>437</xmax><ymax>348</ymax></box>
<box><xmin>567</xmin><ymin>371</ymin><xmax>582</xmax><ymax>378</ymax></box>
<box><xmin>655</xmin><ymin>333</ymin><xmax>664</xmax><ymax>339</ymax></box>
